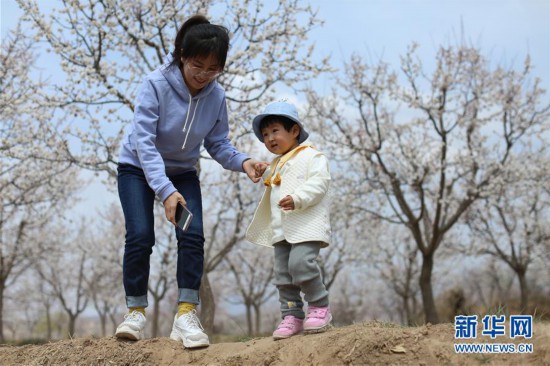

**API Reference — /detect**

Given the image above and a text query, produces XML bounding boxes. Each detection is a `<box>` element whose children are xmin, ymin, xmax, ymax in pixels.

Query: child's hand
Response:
<box><xmin>254</xmin><ymin>162</ymin><xmax>269</xmax><ymax>178</ymax></box>
<box><xmin>278</xmin><ymin>195</ymin><xmax>295</xmax><ymax>210</ymax></box>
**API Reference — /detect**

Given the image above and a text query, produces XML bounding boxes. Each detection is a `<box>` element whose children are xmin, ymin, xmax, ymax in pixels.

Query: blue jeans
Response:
<box><xmin>117</xmin><ymin>163</ymin><xmax>204</xmax><ymax>308</ymax></box>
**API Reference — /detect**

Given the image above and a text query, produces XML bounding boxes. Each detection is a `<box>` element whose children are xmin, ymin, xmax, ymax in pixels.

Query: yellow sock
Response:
<box><xmin>129</xmin><ymin>307</ymin><xmax>145</xmax><ymax>316</ymax></box>
<box><xmin>177</xmin><ymin>302</ymin><xmax>196</xmax><ymax>317</ymax></box>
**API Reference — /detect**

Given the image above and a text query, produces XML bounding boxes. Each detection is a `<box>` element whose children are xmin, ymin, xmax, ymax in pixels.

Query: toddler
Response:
<box><xmin>246</xmin><ymin>100</ymin><xmax>333</xmax><ymax>339</ymax></box>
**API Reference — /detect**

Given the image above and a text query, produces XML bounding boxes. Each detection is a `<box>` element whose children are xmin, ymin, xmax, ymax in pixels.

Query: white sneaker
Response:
<box><xmin>115</xmin><ymin>311</ymin><xmax>146</xmax><ymax>341</ymax></box>
<box><xmin>170</xmin><ymin>310</ymin><xmax>210</xmax><ymax>348</ymax></box>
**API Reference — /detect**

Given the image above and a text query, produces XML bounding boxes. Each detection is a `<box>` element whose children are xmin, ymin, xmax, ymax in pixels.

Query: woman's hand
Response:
<box><xmin>243</xmin><ymin>159</ymin><xmax>268</xmax><ymax>183</ymax></box>
<box><xmin>164</xmin><ymin>191</ymin><xmax>187</xmax><ymax>225</ymax></box>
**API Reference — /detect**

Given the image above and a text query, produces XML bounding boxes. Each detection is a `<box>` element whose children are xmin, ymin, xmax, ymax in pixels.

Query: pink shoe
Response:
<box><xmin>272</xmin><ymin>315</ymin><xmax>303</xmax><ymax>340</ymax></box>
<box><xmin>304</xmin><ymin>306</ymin><xmax>332</xmax><ymax>333</ymax></box>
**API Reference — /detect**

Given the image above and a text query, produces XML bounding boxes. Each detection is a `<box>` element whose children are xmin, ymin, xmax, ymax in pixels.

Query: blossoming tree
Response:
<box><xmin>306</xmin><ymin>43</ymin><xmax>550</xmax><ymax>323</ymax></box>
<box><xmin>15</xmin><ymin>0</ymin><xmax>330</xmax><ymax>333</ymax></box>
<box><xmin>0</xmin><ymin>24</ymin><xmax>79</xmax><ymax>342</ymax></box>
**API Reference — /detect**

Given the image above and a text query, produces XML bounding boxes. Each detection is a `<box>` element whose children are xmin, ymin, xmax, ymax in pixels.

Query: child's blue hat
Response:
<box><xmin>252</xmin><ymin>101</ymin><xmax>309</xmax><ymax>143</ymax></box>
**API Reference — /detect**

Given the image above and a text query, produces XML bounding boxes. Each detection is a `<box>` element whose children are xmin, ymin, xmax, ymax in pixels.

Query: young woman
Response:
<box><xmin>115</xmin><ymin>15</ymin><xmax>263</xmax><ymax>348</ymax></box>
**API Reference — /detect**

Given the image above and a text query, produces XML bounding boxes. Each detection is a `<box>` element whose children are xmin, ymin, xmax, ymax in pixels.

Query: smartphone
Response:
<box><xmin>175</xmin><ymin>203</ymin><xmax>193</xmax><ymax>231</ymax></box>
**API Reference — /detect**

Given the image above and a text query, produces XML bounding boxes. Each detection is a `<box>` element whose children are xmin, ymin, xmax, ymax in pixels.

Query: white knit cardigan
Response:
<box><xmin>246</xmin><ymin>146</ymin><xmax>332</xmax><ymax>248</ymax></box>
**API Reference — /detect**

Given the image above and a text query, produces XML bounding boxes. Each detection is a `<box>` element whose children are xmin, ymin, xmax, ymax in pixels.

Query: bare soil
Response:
<box><xmin>1</xmin><ymin>321</ymin><xmax>549</xmax><ymax>365</ymax></box>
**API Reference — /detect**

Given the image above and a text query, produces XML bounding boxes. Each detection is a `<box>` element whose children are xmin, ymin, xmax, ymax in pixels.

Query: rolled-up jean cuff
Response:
<box><xmin>178</xmin><ymin>288</ymin><xmax>200</xmax><ymax>305</ymax></box>
<box><xmin>126</xmin><ymin>295</ymin><xmax>148</xmax><ymax>308</ymax></box>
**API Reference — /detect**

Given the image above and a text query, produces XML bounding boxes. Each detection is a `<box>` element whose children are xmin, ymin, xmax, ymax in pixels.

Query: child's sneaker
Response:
<box><xmin>304</xmin><ymin>306</ymin><xmax>332</xmax><ymax>333</ymax></box>
<box><xmin>115</xmin><ymin>311</ymin><xmax>146</xmax><ymax>340</ymax></box>
<box><xmin>272</xmin><ymin>315</ymin><xmax>303</xmax><ymax>340</ymax></box>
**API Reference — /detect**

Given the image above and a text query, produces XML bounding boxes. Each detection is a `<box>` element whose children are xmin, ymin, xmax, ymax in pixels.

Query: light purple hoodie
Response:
<box><xmin>119</xmin><ymin>54</ymin><xmax>249</xmax><ymax>202</ymax></box>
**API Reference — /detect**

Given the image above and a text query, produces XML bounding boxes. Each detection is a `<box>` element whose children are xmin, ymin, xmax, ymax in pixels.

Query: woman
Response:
<box><xmin>115</xmin><ymin>15</ymin><xmax>262</xmax><ymax>348</ymax></box>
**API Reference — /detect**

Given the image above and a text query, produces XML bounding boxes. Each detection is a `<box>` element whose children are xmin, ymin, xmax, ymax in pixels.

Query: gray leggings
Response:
<box><xmin>273</xmin><ymin>240</ymin><xmax>329</xmax><ymax>319</ymax></box>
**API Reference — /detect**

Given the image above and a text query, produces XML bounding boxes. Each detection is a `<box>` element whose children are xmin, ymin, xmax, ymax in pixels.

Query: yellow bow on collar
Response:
<box><xmin>263</xmin><ymin>144</ymin><xmax>313</xmax><ymax>187</ymax></box>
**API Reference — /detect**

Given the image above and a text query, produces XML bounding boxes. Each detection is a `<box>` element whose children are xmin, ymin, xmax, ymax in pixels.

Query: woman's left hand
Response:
<box><xmin>243</xmin><ymin>159</ymin><xmax>268</xmax><ymax>183</ymax></box>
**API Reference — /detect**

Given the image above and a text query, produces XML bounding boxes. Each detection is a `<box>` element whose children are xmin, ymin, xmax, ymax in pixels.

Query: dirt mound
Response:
<box><xmin>1</xmin><ymin>321</ymin><xmax>549</xmax><ymax>365</ymax></box>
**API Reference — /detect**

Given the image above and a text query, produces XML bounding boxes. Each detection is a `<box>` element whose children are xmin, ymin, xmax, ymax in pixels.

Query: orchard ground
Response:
<box><xmin>1</xmin><ymin>321</ymin><xmax>549</xmax><ymax>365</ymax></box>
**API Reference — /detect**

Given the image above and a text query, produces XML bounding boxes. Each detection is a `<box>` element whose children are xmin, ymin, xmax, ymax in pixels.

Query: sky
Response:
<box><xmin>3</xmin><ymin>0</ymin><xmax>549</xmax><ymax>82</ymax></box>
<box><xmin>313</xmin><ymin>0</ymin><xmax>550</xmax><ymax>91</ymax></box>
<box><xmin>1</xmin><ymin>0</ymin><xmax>549</xmax><ymax>215</ymax></box>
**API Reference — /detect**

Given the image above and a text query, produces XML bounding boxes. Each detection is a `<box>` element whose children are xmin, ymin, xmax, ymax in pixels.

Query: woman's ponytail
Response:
<box><xmin>171</xmin><ymin>15</ymin><xmax>229</xmax><ymax>69</ymax></box>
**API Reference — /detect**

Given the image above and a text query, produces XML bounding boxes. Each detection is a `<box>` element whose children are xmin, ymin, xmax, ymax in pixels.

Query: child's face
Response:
<box><xmin>260</xmin><ymin>121</ymin><xmax>300</xmax><ymax>155</ymax></box>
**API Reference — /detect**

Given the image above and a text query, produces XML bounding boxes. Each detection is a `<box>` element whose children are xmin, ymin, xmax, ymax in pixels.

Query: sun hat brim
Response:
<box><xmin>252</xmin><ymin>102</ymin><xmax>309</xmax><ymax>144</ymax></box>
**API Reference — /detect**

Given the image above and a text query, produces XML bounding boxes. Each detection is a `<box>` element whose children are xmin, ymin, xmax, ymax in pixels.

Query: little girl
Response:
<box><xmin>246</xmin><ymin>100</ymin><xmax>333</xmax><ymax>339</ymax></box>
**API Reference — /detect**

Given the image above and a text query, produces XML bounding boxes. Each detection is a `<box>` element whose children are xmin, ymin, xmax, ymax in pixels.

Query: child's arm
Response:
<box><xmin>282</xmin><ymin>153</ymin><xmax>330</xmax><ymax>210</ymax></box>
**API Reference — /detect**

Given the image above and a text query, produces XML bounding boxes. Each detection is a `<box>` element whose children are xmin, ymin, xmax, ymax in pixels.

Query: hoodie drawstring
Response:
<box><xmin>182</xmin><ymin>95</ymin><xmax>200</xmax><ymax>149</ymax></box>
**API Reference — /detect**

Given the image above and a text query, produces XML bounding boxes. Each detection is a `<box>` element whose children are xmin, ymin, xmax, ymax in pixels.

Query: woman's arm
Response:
<box><xmin>203</xmin><ymin>98</ymin><xmax>250</xmax><ymax>172</ymax></box>
<box><xmin>134</xmin><ymin>78</ymin><xmax>176</xmax><ymax>202</ymax></box>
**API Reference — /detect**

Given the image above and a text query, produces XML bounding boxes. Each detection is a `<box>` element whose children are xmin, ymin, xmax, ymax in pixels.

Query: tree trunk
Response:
<box><xmin>419</xmin><ymin>253</ymin><xmax>439</xmax><ymax>324</ymax></box>
<box><xmin>109</xmin><ymin>314</ymin><xmax>118</xmax><ymax>335</ymax></box>
<box><xmin>46</xmin><ymin>303</ymin><xmax>52</xmax><ymax>340</ymax></box>
<box><xmin>517</xmin><ymin>270</ymin><xmax>528</xmax><ymax>314</ymax></box>
<box><xmin>151</xmin><ymin>296</ymin><xmax>161</xmax><ymax>337</ymax></box>
<box><xmin>0</xmin><ymin>281</ymin><xmax>5</xmax><ymax>343</ymax></box>
<box><xmin>403</xmin><ymin>295</ymin><xmax>412</xmax><ymax>326</ymax></box>
<box><xmin>412</xmin><ymin>295</ymin><xmax>419</xmax><ymax>320</ymax></box>
<box><xmin>199</xmin><ymin>273</ymin><xmax>215</xmax><ymax>335</ymax></box>
<box><xmin>245</xmin><ymin>303</ymin><xmax>253</xmax><ymax>335</ymax></box>
<box><xmin>99</xmin><ymin>313</ymin><xmax>107</xmax><ymax>337</ymax></box>
<box><xmin>254</xmin><ymin>304</ymin><xmax>261</xmax><ymax>335</ymax></box>
<box><xmin>68</xmin><ymin>314</ymin><xmax>77</xmax><ymax>338</ymax></box>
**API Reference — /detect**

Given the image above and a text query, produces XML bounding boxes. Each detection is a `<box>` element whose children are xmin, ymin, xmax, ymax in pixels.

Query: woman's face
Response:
<box><xmin>181</xmin><ymin>54</ymin><xmax>221</xmax><ymax>96</ymax></box>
